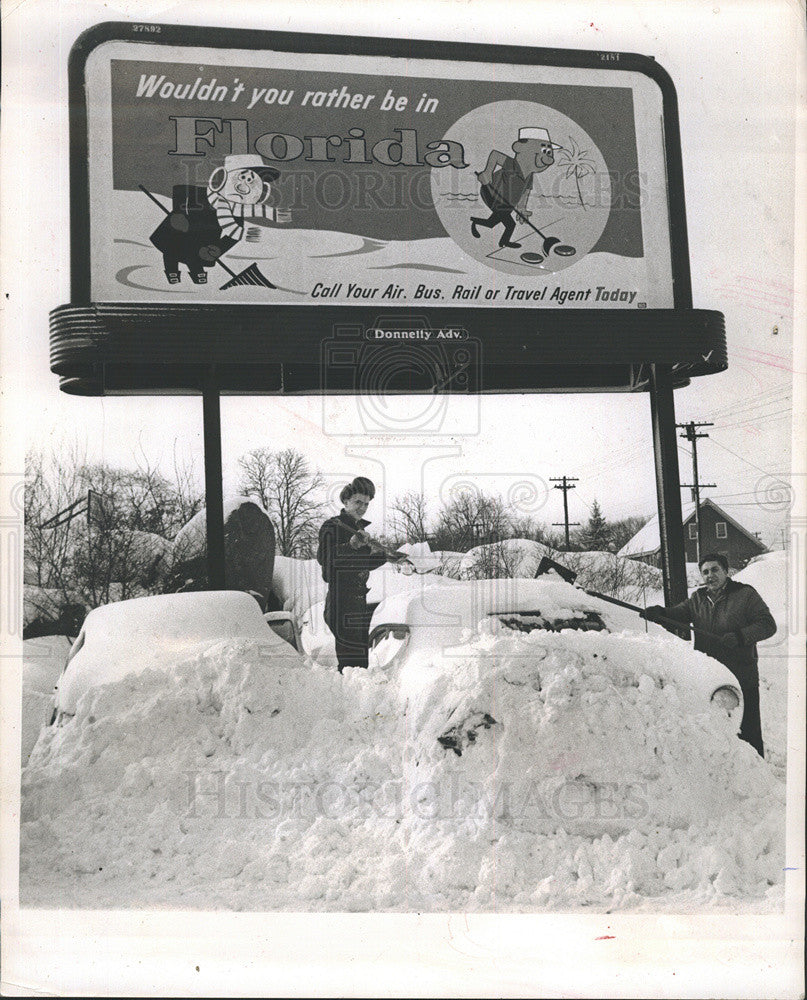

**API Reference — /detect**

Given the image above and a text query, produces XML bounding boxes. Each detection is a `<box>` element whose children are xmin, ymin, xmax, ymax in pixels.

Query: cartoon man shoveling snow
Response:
<box><xmin>471</xmin><ymin>126</ymin><xmax>563</xmax><ymax>249</ymax></box>
<box><xmin>147</xmin><ymin>154</ymin><xmax>289</xmax><ymax>286</ymax></box>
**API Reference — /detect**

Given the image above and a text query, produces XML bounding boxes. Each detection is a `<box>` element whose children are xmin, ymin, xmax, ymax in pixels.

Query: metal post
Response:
<box><xmin>202</xmin><ymin>369</ymin><xmax>226</xmax><ymax>590</ymax></box>
<box><xmin>649</xmin><ymin>364</ymin><xmax>687</xmax><ymax>605</ymax></box>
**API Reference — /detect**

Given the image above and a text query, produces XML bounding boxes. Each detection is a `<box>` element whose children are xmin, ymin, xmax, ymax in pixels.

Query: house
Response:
<box><xmin>618</xmin><ymin>498</ymin><xmax>767</xmax><ymax>572</ymax></box>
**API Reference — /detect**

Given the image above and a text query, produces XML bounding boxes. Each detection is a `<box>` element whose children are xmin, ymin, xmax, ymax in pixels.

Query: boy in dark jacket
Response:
<box><xmin>317</xmin><ymin>477</ymin><xmax>408</xmax><ymax>672</ymax></box>
<box><xmin>642</xmin><ymin>553</ymin><xmax>777</xmax><ymax>756</ymax></box>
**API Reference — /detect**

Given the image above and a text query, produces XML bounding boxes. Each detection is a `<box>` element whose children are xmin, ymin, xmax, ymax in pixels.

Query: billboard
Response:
<box><xmin>79</xmin><ymin>30</ymin><xmax>677</xmax><ymax>309</ymax></box>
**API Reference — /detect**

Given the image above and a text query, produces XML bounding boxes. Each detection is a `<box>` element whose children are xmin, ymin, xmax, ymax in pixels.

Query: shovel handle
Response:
<box><xmin>586</xmin><ymin>587</ymin><xmax>726</xmax><ymax>643</ymax></box>
<box><xmin>535</xmin><ymin>558</ymin><xmax>721</xmax><ymax>644</ymax></box>
<box><xmin>139</xmin><ymin>184</ymin><xmax>169</xmax><ymax>214</ymax></box>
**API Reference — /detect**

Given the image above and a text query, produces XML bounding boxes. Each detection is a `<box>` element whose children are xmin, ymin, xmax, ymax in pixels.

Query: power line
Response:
<box><xmin>710</xmin><ymin>490</ymin><xmax>769</xmax><ymax>499</ymax></box>
<box><xmin>712</xmin><ymin>410</ymin><xmax>791</xmax><ymax>430</ymax></box>
<box><xmin>708</xmin><ymin>435</ymin><xmax>779</xmax><ymax>478</ymax></box>
<box><xmin>705</xmin><ymin>387</ymin><xmax>791</xmax><ymax>420</ymax></box>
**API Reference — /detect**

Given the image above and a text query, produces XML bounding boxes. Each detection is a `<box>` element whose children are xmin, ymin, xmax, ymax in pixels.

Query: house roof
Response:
<box><xmin>618</xmin><ymin>498</ymin><xmax>765</xmax><ymax>558</ymax></box>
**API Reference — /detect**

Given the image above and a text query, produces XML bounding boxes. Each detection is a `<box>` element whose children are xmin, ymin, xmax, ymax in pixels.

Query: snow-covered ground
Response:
<box><xmin>18</xmin><ymin>550</ymin><xmax>790</xmax><ymax>911</ymax></box>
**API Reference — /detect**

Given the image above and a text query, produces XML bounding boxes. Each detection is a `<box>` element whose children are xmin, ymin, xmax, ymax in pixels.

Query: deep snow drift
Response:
<box><xmin>735</xmin><ymin>551</ymin><xmax>790</xmax><ymax>779</ymax></box>
<box><xmin>20</xmin><ymin>636</ymin><xmax>71</xmax><ymax>764</ymax></box>
<box><xmin>20</xmin><ymin>571</ymin><xmax>786</xmax><ymax>911</ymax></box>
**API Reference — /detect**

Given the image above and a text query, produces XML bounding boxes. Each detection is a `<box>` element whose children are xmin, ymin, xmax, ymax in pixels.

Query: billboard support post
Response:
<box><xmin>649</xmin><ymin>363</ymin><xmax>688</xmax><ymax>605</ymax></box>
<box><xmin>202</xmin><ymin>369</ymin><xmax>226</xmax><ymax>590</ymax></box>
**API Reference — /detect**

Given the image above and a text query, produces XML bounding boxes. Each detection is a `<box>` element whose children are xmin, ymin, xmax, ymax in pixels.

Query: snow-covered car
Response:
<box><xmin>52</xmin><ymin>591</ymin><xmax>301</xmax><ymax>720</ymax></box>
<box><xmin>368</xmin><ymin>577</ymin><xmax>744</xmax><ymax>725</ymax></box>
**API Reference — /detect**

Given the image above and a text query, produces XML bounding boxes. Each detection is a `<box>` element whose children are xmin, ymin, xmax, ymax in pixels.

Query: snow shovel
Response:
<box><xmin>139</xmin><ymin>185</ymin><xmax>277</xmax><ymax>290</ymax></box>
<box><xmin>534</xmin><ymin>556</ymin><xmax>726</xmax><ymax>643</ymax></box>
<box><xmin>352</xmin><ymin>531</ymin><xmax>443</xmax><ymax>575</ymax></box>
<box><xmin>352</xmin><ymin>530</ymin><xmax>414</xmax><ymax>565</ymax></box>
<box><xmin>535</xmin><ymin>555</ymin><xmax>648</xmax><ymax>611</ymax></box>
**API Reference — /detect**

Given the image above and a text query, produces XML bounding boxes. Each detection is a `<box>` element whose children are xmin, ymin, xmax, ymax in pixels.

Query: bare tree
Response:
<box><xmin>24</xmin><ymin>444</ymin><xmax>200</xmax><ymax>624</ymax></box>
<box><xmin>237</xmin><ymin>447</ymin><xmax>325</xmax><ymax>557</ymax></box>
<box><xmin>550</xmin><ymin>548</ymin><xmax>661</xmax><ymax>604</ymax></box>
<box><xmin>431</xmin><ymin>488</ymin><xmax>511</xmax><ymax>552</ymax></box>
<box><xmin>464</xmin><ymin>540</ymin><xmax>525</xmax><ymax>580</ymax></box>
<box><xmin>389</xmin><ymin>491</ymin><xmax>431</xmax><ymax>545</ymax></box>
<box><xmin>25</xmin><ymin>442</ymin><xmax>88</xmax><ymax>593</ymax></box>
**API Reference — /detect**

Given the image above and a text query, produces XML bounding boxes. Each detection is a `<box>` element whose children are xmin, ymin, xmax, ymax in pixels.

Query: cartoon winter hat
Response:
<box><xmin>518</xmin><ymin>127</ymin><xmax>563</xmax><ymax>148</ymax></box>
<box><xmin>221</xmin><ymin>154</ymin><xmax>281</xmax><ymax>181</ymax></box>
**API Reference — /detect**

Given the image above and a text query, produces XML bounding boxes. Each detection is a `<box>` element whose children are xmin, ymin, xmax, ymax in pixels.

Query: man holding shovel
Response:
<box><xmin>641</xmin><ymin>553</ymin><xmax>777</xmax><ymax>758</ymax></box>
<box><xmin>471</xmin><ymin>126</ymin><xmax>562</xmax><ymax>248</ymax></box>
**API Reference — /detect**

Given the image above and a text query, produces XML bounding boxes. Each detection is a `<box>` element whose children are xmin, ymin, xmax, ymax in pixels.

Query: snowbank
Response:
<box><xmin>21</xmin><ymin>603</ymin><xmax>784</xmax><ymax>911</ymax></box>
<box><xmin>734</xmin><ymin>550</ymin><xmax>789</xmax><ymax>777</ymax></box>
<box><xmin>54</xmin><ymin>591</ymin><xmax>293</xmax><ymax>717</ymax></box>
<box><xmin>735</xmin><ymin>550</ymin><xmax>787</xmax><ymax>625</ymax></box>
<box><xmin>448</xmin><ymin>540</ymin><xmax>664</xmax><ymax>606</ymax></box>
<box><xmin>271</xmin><ymin>553</ymin><xmax>326</xmax><ymax>619</ymax></box>
<box><xmin>21</xmin><ymin>636</ymin><xmax>71</xmax><ymax>764</ymax></box>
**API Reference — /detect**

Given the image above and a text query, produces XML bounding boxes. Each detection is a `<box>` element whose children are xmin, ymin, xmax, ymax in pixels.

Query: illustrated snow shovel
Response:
<box><xmin>139</xmin><ymin>185</ymin><xmax>277</xmax><ymax>290</ymax></box>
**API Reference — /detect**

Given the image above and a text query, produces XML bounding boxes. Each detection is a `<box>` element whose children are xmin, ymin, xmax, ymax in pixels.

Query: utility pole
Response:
<box><xmin>677</xmin><ymin>421</ymin><xmax>714</xmax><ymax>564</ymax></box>
<box><xmin>550</xmin><ymin>476</ymin><xmax>579</xmax><ymax>550</ymax></box>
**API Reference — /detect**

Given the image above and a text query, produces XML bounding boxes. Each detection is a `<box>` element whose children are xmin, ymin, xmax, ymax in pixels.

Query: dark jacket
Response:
<box><xmin>149</xmin><ymin>185</ymin><xmax>235</xmax><ymax>271</ymax></box>
<box><xmin>317</xmin><ymin>511</ymin><xmax>388</xmax><ymax>602</ymax></box>
<box><xmin>661</xmin><ymin>579</ymin><xmax>777</xmax><ymax>676</ymax></box>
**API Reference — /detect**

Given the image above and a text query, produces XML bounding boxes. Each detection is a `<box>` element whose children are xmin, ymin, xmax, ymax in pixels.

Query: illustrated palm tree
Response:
<box><xmin>557</xmin><ymin>137</ymin><xmax>597</xmax><ymax>210</ymax></box>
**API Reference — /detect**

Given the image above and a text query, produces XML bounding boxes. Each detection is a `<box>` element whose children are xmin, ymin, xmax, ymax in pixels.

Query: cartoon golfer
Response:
<box><xmin>470</xmin><ymin>127</ymin><xmax>563</xmax><ymax>248</ymax></box>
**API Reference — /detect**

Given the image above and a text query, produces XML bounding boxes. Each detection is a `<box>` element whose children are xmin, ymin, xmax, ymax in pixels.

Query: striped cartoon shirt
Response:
<box><xmin>206</xmin><ymin>188</ymin><xmax>277</xmax><ymax>242</ymax></box>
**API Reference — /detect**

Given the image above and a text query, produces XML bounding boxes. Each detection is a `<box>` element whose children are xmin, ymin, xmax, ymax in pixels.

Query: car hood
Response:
<box><xmin>369</xmin><ymin>577</ymin><xmax>631</xmax><ymax>634</ymax></box>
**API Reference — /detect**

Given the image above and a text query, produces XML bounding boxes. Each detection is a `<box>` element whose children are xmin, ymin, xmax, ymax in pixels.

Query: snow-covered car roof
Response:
<box><xmin>55</xmin><ymin>590</ymin><xmax>301</xmax><ymax>716</ymax></box>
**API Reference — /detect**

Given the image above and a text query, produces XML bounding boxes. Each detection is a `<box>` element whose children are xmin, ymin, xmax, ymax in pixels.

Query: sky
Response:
<box><xmin>1</xmin><ymin>0</ymin><xmax>803</xmax><ymax>550</ymax></box>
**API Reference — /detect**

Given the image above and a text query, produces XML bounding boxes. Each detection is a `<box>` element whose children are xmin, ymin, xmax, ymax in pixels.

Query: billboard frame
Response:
<box><xmin>66</xmin><ymin>21</ymin><xmax>697</xmax><ymax>306</ymax></box>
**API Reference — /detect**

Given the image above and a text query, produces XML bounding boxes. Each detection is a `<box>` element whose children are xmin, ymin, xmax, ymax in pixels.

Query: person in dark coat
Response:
<box><xmin>317</xmin><ymin>477</ymin><xmax>408</xmax><ymax>672</ymax></box>
<box><xmin>149</xmin><ymin>184</ymin><xmax>233</xmax><ymax>285</ymax></box>
<box><xmin>641</xmin><ymin>552</ymin><xmax>777</xmax><ymax>757</ymax></box>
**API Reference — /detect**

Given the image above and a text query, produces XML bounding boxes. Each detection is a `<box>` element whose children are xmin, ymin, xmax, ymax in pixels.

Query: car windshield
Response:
<box><xmin>492</xmin><ymin>609</ymin><xmax>607</xmax><ymax>633</ymax></box>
